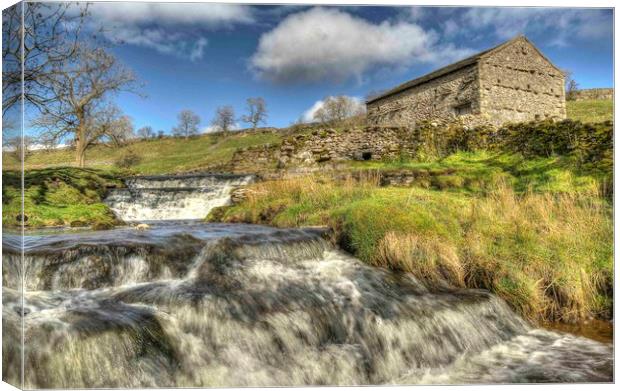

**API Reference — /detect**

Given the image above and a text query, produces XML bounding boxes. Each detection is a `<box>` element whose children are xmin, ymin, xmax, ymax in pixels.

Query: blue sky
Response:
<box><xmin>27</xmin><ymin>3</ymin><xmax>616</xmax><ymax>133</ymax></box>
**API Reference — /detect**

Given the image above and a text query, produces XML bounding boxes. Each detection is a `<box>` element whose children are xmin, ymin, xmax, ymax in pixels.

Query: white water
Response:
<box><xmin>2</xmin><ymin>224</ymin><xmax>613</xmax><ymax>388</ymax></box>
<box><xmin>104</xmin><ymin>174</ymin><xmax>254</xmax><ymax>221</ymax></box>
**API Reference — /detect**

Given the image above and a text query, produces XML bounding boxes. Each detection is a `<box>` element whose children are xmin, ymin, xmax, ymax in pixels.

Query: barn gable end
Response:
<box><xmin>366</xmin><ymin>35</ymin><xmax>566</xmax><ymax>127</ymax></box>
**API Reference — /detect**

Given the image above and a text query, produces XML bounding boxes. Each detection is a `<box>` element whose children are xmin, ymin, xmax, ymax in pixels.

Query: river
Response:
<box><xmin>2</xmin><ymin>174</ymin><xmax>613</xmax><ymax>388</ymax></box>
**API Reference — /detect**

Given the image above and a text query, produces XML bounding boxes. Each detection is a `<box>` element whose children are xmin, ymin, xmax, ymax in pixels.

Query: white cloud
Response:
<box><xmin>407</xmin><ymin>7</ymin><xmax>427</xmax><ymax>22</ymax></box>
<box><xmin>190</xmin><ymin>38</ymin><xmax>209</xmax><ymax>62</ymax></box>
<box><xmin>90</xmin><ymin>3</ymin><xmax>254</xmax><ymax>26</ymax></box>
<box><xmin>90</xmin><ymin>3</ymin><xmax>254</xmax><ymax>61</ymax></box>
<box><xmin>250</xmin><ymin>7</ymin><xmax>474</xmax><ymax>83</ymax></box>
<box><xmin>302</xmin><ymin>96</ymin><xmax>366</xmax><ymax>123</ymax></box>
<box><xmin>458</xmin><ymin>8</ymin><xmax>612</xmax><ymax>47</ymax></box>
<box><xmin>200</xmin><ymin>123</ymin><xmax>240</xmax><ymax>133</ymax></box>
<box><xmin>302</xmin><ymin>100</ymin><xmax>327</xmax><ymax>122</ymax></box>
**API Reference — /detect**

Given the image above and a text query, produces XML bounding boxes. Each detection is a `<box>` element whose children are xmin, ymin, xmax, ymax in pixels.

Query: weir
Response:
<box><xmin>104</xmin><ymin>173</ymin><xmax>255</xmax><ymax>221</ymax></box>
<box><xmin>2</xmin><ymin>223</ymin><xmax>613</xmax><ymax>388</ymax></box>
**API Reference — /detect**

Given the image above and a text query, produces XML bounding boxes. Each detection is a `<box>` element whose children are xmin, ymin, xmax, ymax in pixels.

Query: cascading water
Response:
<box><xmin>2</xmin><ymin>223</ymin><xmax>613</xmax><ymax>388</ymax></box>
<box><xmin>104</xmin><ymin>173</ymin><xmax>255</xmax><ymax>221</ymax></box>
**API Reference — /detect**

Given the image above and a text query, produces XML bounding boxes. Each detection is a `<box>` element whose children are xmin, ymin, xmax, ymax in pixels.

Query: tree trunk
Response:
<box><xmin>75</xmin><ymin>124</ymin><xmax>87</xmax><ymax>168</ymax></box>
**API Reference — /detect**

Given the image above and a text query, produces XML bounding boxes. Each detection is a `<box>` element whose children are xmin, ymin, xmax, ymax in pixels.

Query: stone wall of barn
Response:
<box><xmin>366</xmin><ymin>64</ymin><xmax>481</xmax><ymax>127</ymax></box>
<box><xmin>478</xmin><ymin>39</ymin><xmax>566</xmax><ymax>125</ymax></box>
<box><xmin>367</xmin><ymin>37</ymin><xmax>567</xmax><ymax>127</ymax></box>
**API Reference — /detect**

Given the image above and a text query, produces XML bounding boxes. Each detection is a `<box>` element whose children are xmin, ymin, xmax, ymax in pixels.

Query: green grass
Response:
<box><xmin>211</xmin><ymin>155</ymin><xmax>613</xmax><ymax>323</ymax></box>
<box><xmin>2</xmin><ymin>168</ymin><xmax>123</xmax><ymax>228</ymax></box>
<box><xmin>346</xmin><ymin>151</ymin><xmax>604</xmax><ymax>195</ymax></box>
<box><xmin>567</xmin><ymin>99</ymin><xmax>613</xmax><ymax>123</ymax></box>
<box><xmin>3</xmin><ymin>130</ymin><xmax>282</xmax><ymax>175</ymax></box>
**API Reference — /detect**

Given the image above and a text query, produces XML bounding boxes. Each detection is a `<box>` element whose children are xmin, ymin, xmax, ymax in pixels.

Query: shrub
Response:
<box><xmin>412</xmin><ymin>120</ymin><xmax>498</xmax><ymax>159</ymax></box>
<box><xmin>115</xmin><ymin>149</ymin><xmax>142</xmax><ymax>168</ymax></box>
<box><xmin>498</xmin><ymin>120</ymin><xmax>612</xmax><ymax>170</ymax></box>
<box><xmin>411</xmin><ymin>119</ymin><xmax>612</xmax><ymax>179</ymax></box>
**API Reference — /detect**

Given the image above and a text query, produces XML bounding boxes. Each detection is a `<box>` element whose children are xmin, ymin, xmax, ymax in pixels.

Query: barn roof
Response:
<box><xmin>366</xmin><ymin>35</ymin><xmax>553</xmax><ymax>104</ymax></box>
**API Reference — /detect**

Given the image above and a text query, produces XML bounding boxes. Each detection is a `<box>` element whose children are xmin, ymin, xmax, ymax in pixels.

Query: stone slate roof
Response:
<box><xmin>366</xmin><ymin>35</ymin><xmax>557</xmax><ymax>104</ymax></box>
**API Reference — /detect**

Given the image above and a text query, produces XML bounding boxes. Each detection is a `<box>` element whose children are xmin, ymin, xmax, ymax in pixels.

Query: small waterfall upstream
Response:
<box><xmin>104</xmin><ymin>173</ymin><xmax>255</xmax><ymax>221</ymax></box>
<box><xmin>2</xmin><ymin>223</ymin><xmax>613</xmax><ymax>388</ymax></box>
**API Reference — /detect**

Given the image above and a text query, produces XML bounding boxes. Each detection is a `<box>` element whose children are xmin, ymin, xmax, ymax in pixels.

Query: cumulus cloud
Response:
<box><xmin>250</xmin><ymin>7</ymin><xmax>474</xmax><ymax>83</ymax></box>
<box><xmin>89</xmin><ymin>3</ymin><xmax>254</xmax><ymax>60</ymax></box>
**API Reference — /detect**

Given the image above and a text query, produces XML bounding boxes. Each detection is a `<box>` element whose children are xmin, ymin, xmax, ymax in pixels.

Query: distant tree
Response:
<box><xmin>212</xmin><ymin>105</ymin><xmax>236</xmax><ymax>133</ymax></box>
<box><xmin>137</xmin><ymin>126</ymin><xmax>154</xmax><ymax>140</ymax></box>
<box><xmin>31</xmin><ymin>46</ymin><xmax>138</xmax><ymax>167</ymax></box>
<box><xmin>564</xmin><ymin>70</ymin><xmax>580</xmax><ymax>101</ymax></box>
<box><xmin>157</xmin><ymin>130</ymin><xmax>165</xmax><ymax>139</ymax></box>
<box><xmin>241</xmin><ymin>97</ymin><xmax>268</xmax><ymax>130</ymax></box>
<box><xmin>3</xmin><ymin>136</ymin><xmax>34</xmax><ymax>161</ymax></box>
<box><xmin>93</xmin><ymin>104</ymin><xmax>134</xmax><ymax>147</ymax></box>
<box><xmin>313</xmin><ymin>96</ymin><xmax>365</xmax><ymax>124</ymax></box>
<box><xmin>172</xmin><ymin>110</ymin><xmax>200</xmax><ymax>138</ymax></box>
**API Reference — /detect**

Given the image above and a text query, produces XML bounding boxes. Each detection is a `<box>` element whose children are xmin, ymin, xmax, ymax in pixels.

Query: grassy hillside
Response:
<box><xmin>3</xmin><ymin>130</ymin><xmax>282</xmax><ymax>174</ymax></box>
<box><xmin>567</xmin><ymin>99</ymin><xmax>613</xmax><ymax>123</ymax></box>
<box><xmin>3</xmin><ymin>99</ymin><xmax>611</xmax><ymax>174</ymax></box>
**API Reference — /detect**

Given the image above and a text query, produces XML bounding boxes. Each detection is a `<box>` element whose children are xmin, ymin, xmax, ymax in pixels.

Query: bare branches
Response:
<box><xmin>172</xmin><ymin>110</ymin><xmax>201</xmax><ymax>138</ymax></box>
<box><xmin>2</xmin><ymin>2</ymin><xmax>90</xmax><ymax>114</ymax></box>
<box><xmin>212</xmin><ymin>106</ymin><xmax>235</xmax><ymax>133</ymax></box>
<box><xmin>563</xmin><ymin>70</ymin><xmax>579</xmax><ymax>101</ymax></box>
<box><xmin>241</xmin><ymin>97</ymin><xmax>268</xmax><ymax>130</ymax></box>
<box><xmin>137</xmin><ymin>126</ymin><xmax>155</xmax><ymax>140</ymax></box>
<box><xmin>32</xmin><ymin>46</ymin><xmax>138</xmax><ymax>166</ymax></box>
<box><xmin>313</xmin><ymin>96</ymin><xmax>365</xmax><ymax>124</ymax></box>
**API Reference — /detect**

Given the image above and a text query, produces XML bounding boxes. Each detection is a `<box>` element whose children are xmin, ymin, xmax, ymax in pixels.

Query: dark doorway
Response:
<box><xmin>362</xmin><ymin>151</ymin><xmax>372</xmax><ymax>161</ymax></box>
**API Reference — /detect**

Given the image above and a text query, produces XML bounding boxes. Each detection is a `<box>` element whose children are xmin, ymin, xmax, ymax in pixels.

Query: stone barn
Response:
<box><xmin>366</xmin><ymin>35</ymin><xmax>566</xmax><ymax>127</ymax></box>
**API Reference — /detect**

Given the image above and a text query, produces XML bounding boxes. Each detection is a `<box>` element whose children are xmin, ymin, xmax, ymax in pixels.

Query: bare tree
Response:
<box><xmin>2</xmin><ymin>2</ymin><xmax>90</xmax><ymax>114</ymax></box>
<box><xmin>241</xmin><ymin>97</ymin><xmax>267</xmax><ymax>130</ymax></box>
<box><xmin>172</xmin><ymin>110</ymin><xmax>201</xmax><ymax>138</ymax></box>
<box><xmin>564</xmin><ymin>70</ymin><xmax>580</xmax><ymax>101</ymax></box>
<box><xmin>3</xmin><ymin>135</ymin><xmax>33</xmax><ymax>161</ymax></box>
<box><xmin>211</xmin><ymin>105</ymin><xmax>236</xmax><ymax>133</ymax></box>
<box><xmin>313</xmin><ymin>96</ymin><xmax>365</xmax><ymax>124</ymax></box>
<box><xmin>93</xmin><ymin>105</ymin><xmax>134</xmax><ymax>147</ymax></box>
<box><xmin>137</xmin><ymin>126</ymin><xmax>154</xmax><ymax>140</ymax></box>
<box><xmin>32</xmin><ymin>46</ymin><xmax>138</xmax><ymax>167</ymax></box>
<box><xmin>38</xmin><ymin>131</ymin><xmax>58</xmax><ymax>152</ymax></box>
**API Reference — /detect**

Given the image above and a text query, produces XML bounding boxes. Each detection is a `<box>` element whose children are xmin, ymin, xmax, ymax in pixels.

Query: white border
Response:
<box><xmin>0</xmin><ymin>1</ymin><xmax>616</xmax><ymax>391</ymax></box>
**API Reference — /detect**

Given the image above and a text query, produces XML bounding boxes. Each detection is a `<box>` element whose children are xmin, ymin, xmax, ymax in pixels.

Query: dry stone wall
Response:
<box><xmin>570</xmin><ymin>88</ymin><xmax>613</xmax><ymax>101</ymax></box>
<box><xmin>226</xmin><ymin>127</ymin><xmax>417</xmax><ymax>173</ymax></box>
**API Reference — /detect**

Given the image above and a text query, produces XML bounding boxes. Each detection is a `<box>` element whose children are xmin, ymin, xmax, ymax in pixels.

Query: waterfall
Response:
<box><xmin>104</xmin><ymin>174</ymin><xmax>255</xmax><ymax>221</ymax></box>
<box><xmin>2</xmin><ymin>223</ymin><xmax>612</xmax><ymax>388</ymax></box>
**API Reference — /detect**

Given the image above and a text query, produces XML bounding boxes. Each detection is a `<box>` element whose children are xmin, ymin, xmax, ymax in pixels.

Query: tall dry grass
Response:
<box><xmin>461</xmin><ymin>184</ymin><xmax>612</xmax><ymax>322</ymax></box>
<box><xmin>215</xmin><ymin>176</ymin><xmax>612</xmax><ymax>322</ymax></box>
